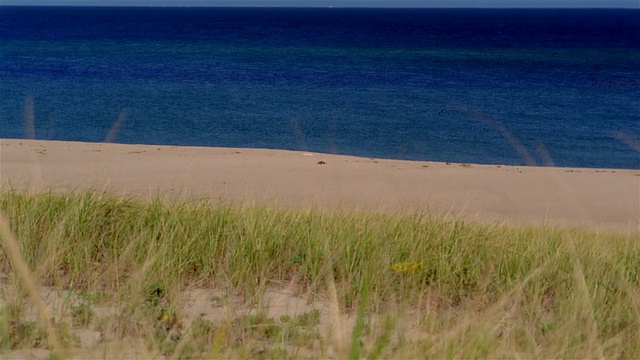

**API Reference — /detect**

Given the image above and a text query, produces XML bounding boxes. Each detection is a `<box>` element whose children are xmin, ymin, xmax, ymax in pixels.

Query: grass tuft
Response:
<box><xmin>1</xmin><ymin>189</ymin><xmax>639</xmax><ymax>358</ymax></box>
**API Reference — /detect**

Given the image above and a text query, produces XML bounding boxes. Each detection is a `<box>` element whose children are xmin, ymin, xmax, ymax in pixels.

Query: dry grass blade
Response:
<box><xmin>613</xmin><ymin>131</ymin><xmax>640</xmax><ymax>153</ymax></box>
<box><xmin>23</xmin><ymin>96</ymin><xmax>36</xmax><ymax>140</ymax></box>
<box><xmin>0</xmin><ymin>210</ymin><xmax>62</xmax><ymax>354</ymax></box>
<box><xmin>326</xmin><ymin>275</ymin><xmax>346</xmax><ymax>358</ymax></box>
<box><xmin>104</xmin><ymin>109</ymin><xmax>129</xmax><ymax>143</ymax></box>
<box><xmin>536</xmin><ymin>142</ymin><xmax>555</xmax><ymax>167</ymax></box>
<box><xmin>612</xmin><ymin>131</ymin><xmax>640</xmax><ymax>230</ymax></box>
<box><xmin>17</xmin><ymin>97</ymin><xmax>44</xmax><ymax>188</ymax></box>
<box><xmin>564</xmin><ymin>234</ymin><xmax>605</xmax><ymax>359</ymax></box>
<box><xmin>430</xmin><ymin>257</ymin><xmax>552</xmax><ymax>353</ymax></box>
<box><xmin>454</xmin><ymin>106</ymin><xmax>536</xmax><ymax>166</ymax></box>
<box><xmin>290</xmin><ymin>117</ymin><xmax>308</xmax><ymax>151</ymax></box>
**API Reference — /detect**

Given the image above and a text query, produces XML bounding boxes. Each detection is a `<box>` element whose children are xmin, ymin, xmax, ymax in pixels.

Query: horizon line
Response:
<box><xmin>1</xmin><ymin>4</ymin><xmax>638</xmax><ymax>9</ymax></box>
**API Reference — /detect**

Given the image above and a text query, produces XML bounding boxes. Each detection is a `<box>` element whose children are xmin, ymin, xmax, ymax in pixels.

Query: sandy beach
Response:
<box><xmin>1</xmin><ymin>139</ymin><xmax>638</xmax><ymax>231</ymax></box>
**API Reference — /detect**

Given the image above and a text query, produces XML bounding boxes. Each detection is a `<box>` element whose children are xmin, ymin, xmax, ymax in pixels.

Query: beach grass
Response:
<box><xmin>1</xmin><ymin>189</ymin><xmax>639</xmax><ymax>359</ymax></box>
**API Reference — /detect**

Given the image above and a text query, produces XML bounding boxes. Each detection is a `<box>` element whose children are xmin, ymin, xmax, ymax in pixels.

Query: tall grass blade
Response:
<box><xmin>536</xmin><ymin>142</ymin><xmax>555</xmax><ymax>167</ymax></box>
<box><xmin>104</xmin><ymin>109</ymin><xmax>129</xmax><ymax>143</ymax></box>
<box><xmin>0</xmin><ymin>210</ymin><xmax>62</xmax><ymax>354</ymax></box>
<box><xmin>454</xmin><ymin>106</ymin><xmax>536</xmax><ymax>166</ymax></box>
<box><xmin>290</xmin><ymin>117</ymin><xmax>308</xmax><ymax>151</ymax></box>
<box><xmin>564</xmin><ymin>235</ymin><xmax>605</xmax><ymax>359</ymax></box>
<box><xmin>613</xmin><ymin>131</ymin><xmax>640</xmax><ymax>153</ymax></box>
<box><xmin>23</xmin><ymin>96</ymin><xmax>36</xmax><ymax>140</ymax></box>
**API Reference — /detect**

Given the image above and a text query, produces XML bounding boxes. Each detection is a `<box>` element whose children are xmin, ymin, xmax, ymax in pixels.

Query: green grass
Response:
<box><xmin>1</xmin><ymin>189</ymin><xmax>639</xmax><ymax>358</ymax></box>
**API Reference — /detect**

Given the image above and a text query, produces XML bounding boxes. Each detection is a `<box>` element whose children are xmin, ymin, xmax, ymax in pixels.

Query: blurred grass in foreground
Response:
<box><xmin>1</xmin><ymin>190</ymin><xmax>639</xmax><ymax>359</ymax></box>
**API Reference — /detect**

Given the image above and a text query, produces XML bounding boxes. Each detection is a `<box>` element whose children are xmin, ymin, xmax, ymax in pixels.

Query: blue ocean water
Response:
<box><xmin>1</xmin><ymin>7</ymin><xmax>639</xmax><ymax>169</ymax></box>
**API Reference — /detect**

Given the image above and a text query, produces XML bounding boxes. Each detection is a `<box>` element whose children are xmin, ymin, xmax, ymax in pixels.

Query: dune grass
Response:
<box><xmin>0</xmin><ymin>189</ymin><xmax>639</xmax><ymax>359</ymax></box>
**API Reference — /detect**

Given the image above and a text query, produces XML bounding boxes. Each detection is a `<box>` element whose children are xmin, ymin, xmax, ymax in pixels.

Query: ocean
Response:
<box><xmin>1</xmin><ymin>6</ymin><xmax>638</xmax><ymax>169</ymax></box>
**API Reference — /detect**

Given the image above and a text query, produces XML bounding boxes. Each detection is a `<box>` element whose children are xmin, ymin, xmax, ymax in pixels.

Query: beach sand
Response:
<box><xmin>1</xmin><ymin>139</ymin><xmax>638</xmax><ymax>231</ymax></box>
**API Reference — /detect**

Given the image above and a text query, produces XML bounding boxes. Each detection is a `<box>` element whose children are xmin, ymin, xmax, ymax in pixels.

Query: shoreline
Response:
<box><xmin>1</xmin><ymin>138</ymin><xmax>639</xmax><ymax>231</ymax></box>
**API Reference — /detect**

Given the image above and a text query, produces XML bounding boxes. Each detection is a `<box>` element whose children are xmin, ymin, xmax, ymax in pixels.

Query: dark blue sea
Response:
<box><xmin>1</xmin><ymin>7</ymin><xmax>639</xmax><ymax>168</ymax></box>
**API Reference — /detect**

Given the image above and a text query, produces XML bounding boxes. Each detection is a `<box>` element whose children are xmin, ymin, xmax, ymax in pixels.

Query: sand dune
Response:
<box><xmin>1</xmin><ymin>139</ymin><xmax>638</xmax><ymax>231</ymax></box>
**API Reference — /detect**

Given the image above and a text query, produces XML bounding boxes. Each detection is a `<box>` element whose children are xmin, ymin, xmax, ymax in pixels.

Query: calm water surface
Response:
<box><xmin>1</xmin><ymin>7</ymin><xmax>638</xmax><ymax>168</ymax></box>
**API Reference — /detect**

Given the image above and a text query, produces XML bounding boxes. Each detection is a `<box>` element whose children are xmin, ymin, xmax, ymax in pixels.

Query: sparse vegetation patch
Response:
<box><xmin>1</xmin><ymin>190</ymin><xmax>639</xmax><ymax>358</ymax></box>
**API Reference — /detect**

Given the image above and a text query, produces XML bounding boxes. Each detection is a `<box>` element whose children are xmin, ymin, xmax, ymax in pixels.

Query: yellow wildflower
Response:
<box><xmin>391</xmin><ymin>262</ymin><xmax>423</xmax><ymax>273</ymax></box>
